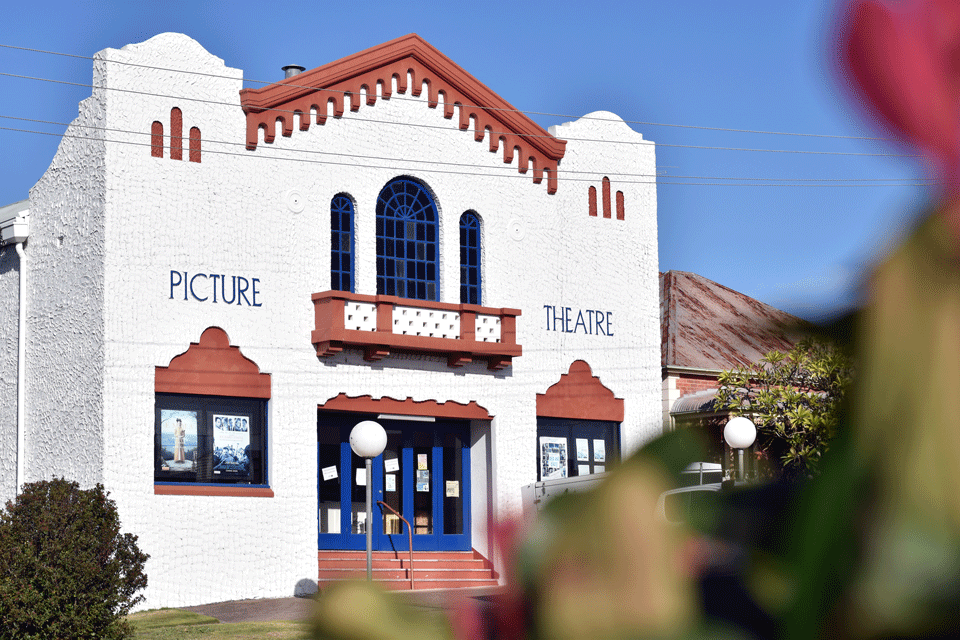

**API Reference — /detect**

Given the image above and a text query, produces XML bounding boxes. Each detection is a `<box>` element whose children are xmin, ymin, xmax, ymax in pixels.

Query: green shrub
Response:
<box><xmin>0</xmin><ymin>478</ymin><xmax>149</xmax><ymax>640</ymax></box>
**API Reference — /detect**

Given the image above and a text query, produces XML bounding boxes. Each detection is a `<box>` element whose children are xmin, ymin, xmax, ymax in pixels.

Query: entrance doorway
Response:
<box><xmin>318</xmin><ymin>412</ymin><xmax>470</xmax><ymax>551</ymax></box>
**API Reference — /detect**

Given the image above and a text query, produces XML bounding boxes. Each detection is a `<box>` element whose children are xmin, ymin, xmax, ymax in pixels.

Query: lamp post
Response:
<box><xmin>349</xmin><ymin>420</ymin><xmax>387</xmax><ymax>581</ymax></box>
<box><xmin>723</xmin><ymin>416</ymin><xmax>757</xmax><ymax>483</ymax></box>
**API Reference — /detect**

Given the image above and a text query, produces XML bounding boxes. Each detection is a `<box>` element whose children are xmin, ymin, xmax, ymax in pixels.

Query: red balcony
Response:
<box><xmin>311</xmin><ymin>291</ymin><xmax>521</xmax><ymax>370</ymax></box>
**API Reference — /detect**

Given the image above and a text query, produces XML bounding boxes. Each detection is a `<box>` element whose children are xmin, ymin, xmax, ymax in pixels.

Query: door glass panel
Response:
<box><xmin>443</xmin><ymin>431</ymin><xmax>463</xmax><ymax>535</ymax></box>
<box><xmin>413</xmin><ymin>430</ymin><xmax>432</xmax><ymax>535</ymax></box>
<box><xmin>350</xmin><ymin>451</ymin><xmax>368</xmax><ymax>535</ymax></box>
<box><xmin>382</xmin><ymin>431</ymin><xmax>403</xmax><ymax>535</ymax></box>
<box><xmin>318</xmin><ymin>429</ymin><xmax>341</xmax><ymax>534</ymax></box>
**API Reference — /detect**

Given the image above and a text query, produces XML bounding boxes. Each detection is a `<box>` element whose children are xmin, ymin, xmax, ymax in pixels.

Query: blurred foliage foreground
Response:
<box><xmin>308</xmin><ymin>1</ymin><xmax>960</xmax><ymax>637</ymax></box>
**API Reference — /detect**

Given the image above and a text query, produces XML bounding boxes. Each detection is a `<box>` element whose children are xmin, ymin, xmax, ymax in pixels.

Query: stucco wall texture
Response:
<box><xmin>3</xmin><ymin>33</ymin><xmax>661</xmax><ymax>609</ymax></box>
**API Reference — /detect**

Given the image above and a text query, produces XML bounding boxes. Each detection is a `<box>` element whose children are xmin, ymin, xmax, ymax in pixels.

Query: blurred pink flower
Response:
<box><xmin>839</xmin><ymin>0</ymin><xmax>960</xmax><ymax>191</ymax></box>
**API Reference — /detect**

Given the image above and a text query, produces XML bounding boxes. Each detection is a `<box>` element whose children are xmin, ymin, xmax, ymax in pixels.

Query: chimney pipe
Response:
<box><xmin>282</xmin><ymin>65</ymin><xmax>305</xmax><ymax>79</ymax></box>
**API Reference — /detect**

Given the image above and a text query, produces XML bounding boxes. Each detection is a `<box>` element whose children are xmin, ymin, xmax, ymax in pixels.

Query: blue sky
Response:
<box><xmin>0</xmin><ymin>0</ymin><xmax>927</xmax><ymax>320</ymax></box>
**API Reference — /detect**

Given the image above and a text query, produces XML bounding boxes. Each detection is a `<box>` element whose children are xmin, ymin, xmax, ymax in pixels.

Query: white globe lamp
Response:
<box><xmin>349</xmin><ymin>420</ymin><xmax>386</xmax><ymax>581</ymax></box>
<box><xmin>724</xmin><ymin>416</ymin><xmax>757</xmax><ymax>482</ymax></box>
<box><xmin>350</xmin><ymin>420</ymin><xmax>387</xmax><ymax>458</ymax></box>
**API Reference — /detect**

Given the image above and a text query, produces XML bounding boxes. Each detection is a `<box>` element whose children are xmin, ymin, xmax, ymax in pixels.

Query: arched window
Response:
<box><xmin>376</xmin><ymin>178</ymin><xmax>438</xmax><ymax>301</ymax></box>
<box><xmin>459</xmin><ymin>211</ymin><xmax>481</xmax><ymax>305</ymax></box>
<box><xmin>330</xmin><ymin>194</ymin><xmax>355</xmax><ymax>292</ymax></box>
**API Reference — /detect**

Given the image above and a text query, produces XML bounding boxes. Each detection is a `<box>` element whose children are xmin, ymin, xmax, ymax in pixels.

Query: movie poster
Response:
<box><xmin>159</xmin><ymin>409</ymin><xmax>198</xmax><ymax>475</ymax></box>
<box><xmin>593</xmin><ymin>439</ymin><xmax>606</xmax><ymax>462</ymax></box>
<box><xmin>212</xmin><ymin>413</ymin><xmax>251</xmax><ymax>478</ymax></box>
<box><xmin>576</xmin><ymin>438</ymin><xmax>589</xmax><ymax>462</ymax></box>
<box><xmin>540</xmin><ymin>437</ymin><xmax>567</xmax><ymax>480</ymax></box>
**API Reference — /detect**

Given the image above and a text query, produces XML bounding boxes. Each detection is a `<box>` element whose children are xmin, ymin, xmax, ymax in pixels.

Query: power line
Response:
<box><xmin>0</xmin><ymin>42</ymin><xmax>894</xmax><ymax>142</ymax></box>
<box><xmin>0</xmin><ymin>124</ymin><xmax>936</xmax><ymax>188</ymax></box>
<box><xmin>0</xmin><ymin>69</ymin><xmax>922</xmax><ymax>159</ymax></box>
<box><xmin>0</xmin><ymin>114</ymin><xmax>928</xmax><ymax>184</ymax></box>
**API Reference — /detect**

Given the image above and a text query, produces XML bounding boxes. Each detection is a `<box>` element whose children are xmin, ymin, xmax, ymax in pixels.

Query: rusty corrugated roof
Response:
<box><xmin>660</xmin><ymin>270</ymin><xmax>804</xmax><ymax>370</ymax></box>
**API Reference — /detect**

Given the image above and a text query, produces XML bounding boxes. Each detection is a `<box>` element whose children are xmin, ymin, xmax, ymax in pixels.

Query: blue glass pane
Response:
<box><xmin>330</xmin><ymin>195</ymin><xmax>355</xmax><ymax>292</ymax></box>
<box><xmin>376</xmin><ymin>178</ymin><xmax>439</xmax><ymax>301</ymax></box>
<box><xmin>459</xmin><ymin>212</ymin><xmax>481</xmax><ymax>305</ymax></box>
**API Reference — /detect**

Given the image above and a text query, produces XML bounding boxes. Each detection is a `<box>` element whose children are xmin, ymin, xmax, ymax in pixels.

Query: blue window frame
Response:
<box><xmin>376</xmin><ymin>178</ymin><xmax>438</xmax><ymax>301</ymax></box>
<box><xmin>330</xmin><ymin>194</ymin><xmax>355</xmax><ymax>292</ymax></box>
<box><xmin>459</xmin><ymin>211</ymin><xmax>481</xmax><ymax>305</ymax></box>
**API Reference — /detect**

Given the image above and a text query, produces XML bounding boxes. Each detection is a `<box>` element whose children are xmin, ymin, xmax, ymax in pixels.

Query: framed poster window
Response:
<box><xmin>155</xmin><ymin>394</ymin><xmax>267</xmax><ymax>486</ymax></box>
<box><xmin>536</xmin><ymin>417</ymin><xmax>620</xmax><ymax>480</ymax></box>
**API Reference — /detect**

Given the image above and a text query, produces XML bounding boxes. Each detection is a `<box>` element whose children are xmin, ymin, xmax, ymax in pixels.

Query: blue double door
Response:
<box><xmin>317</xmin><ymin>413</ymin><xmax>470</xmax><ymax>552</ymax></box>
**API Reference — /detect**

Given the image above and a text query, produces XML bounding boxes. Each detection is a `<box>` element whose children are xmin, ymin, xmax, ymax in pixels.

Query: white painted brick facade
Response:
<box><xmin>0</xmin><ymin>33</ymin><xmax>661</xmax><ymax>609</ymax></box>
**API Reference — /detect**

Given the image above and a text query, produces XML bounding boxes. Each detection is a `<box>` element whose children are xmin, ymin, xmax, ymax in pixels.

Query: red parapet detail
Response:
<box><xmin>364</xmin><ymin>346</ymin><xmax>391</xmax><ymax>361</ymax></box>
<box><xmin>189</xmin><ymin>127</ymin><xmax>201</xmax><ymax>163</ymax></box>
<box><xmin>311</xmin><ymin>290</ymin><xmax>521</xmax><ymax>369</ymax></box>
<box><xmin>319</xmin><ymin>393</ymin><xmax>492</xmax><ymax>420</ymax></box>
<box><xmin>448</xmin><ymin>353</ymin><xmax>472</xmax><ymax>367</ymax></box>
<box><xmin>170</xmin><ymin>107</ymin><xmax>183</xmax><ymax>161</ymax></box>
<box><xmin>156</xmin><ymin>326</ymin><xmax>271</xmax><ymax>398</ymax></box>
<box><xmin>239</xmin><ymin>34</ymin><xmax>566</xmax><ymax>193</ymax></box>
<box><xmin>536</xmin><ymin>360</ymin><xmax>624</xmax><ymax>422</ymax></box>
<box><xmin>151</xmin><ymin>121</ymin><xmax>163</xmax><ymax>158</ymax></box>
<box><xmin>602</xmin><ymin>177</ymin><xmax>611</xmax><ymax>218</ymax></box>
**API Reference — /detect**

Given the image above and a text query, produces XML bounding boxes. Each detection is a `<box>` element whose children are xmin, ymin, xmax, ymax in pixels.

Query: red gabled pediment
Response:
<box><xmin>536</xmin><ymin>360</ymin><xmax>624</xmax><ymax>422</ymax></box>
<box><xmin>155</xmin><ymin>327</ymin><xmax>271</xmax><ymax>398</ymax></box>
<box><xmin>239</xmin><ymin>34</ymin><xmax>566</xmax><ymax>193</ymax></box>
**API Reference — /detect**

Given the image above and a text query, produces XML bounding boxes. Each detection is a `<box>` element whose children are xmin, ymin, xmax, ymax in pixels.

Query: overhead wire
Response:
<box><xmin>0</xmin><ymin>42</ymin><xmax>895</xmax><ymax>142</ymax></box>
<box><xmin>0</xmin><ymin>114</ymin><xmax>933</xmax><ymax>185</ymax></box>
<box><xmin>0</xmin><ymin>124</ymin><xmax>936</xmax><ymax>188</ymax></box>
<box><xmin>0</xmin><ymin>69</ymin><xmax>922</xmax><ymax>159</ymax></box>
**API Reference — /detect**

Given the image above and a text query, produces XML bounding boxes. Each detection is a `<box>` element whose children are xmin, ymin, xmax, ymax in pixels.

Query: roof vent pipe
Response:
<box><xmin>282</xmin><ymin>65</ymin><xmax>305</xmax><ymax>79</ymax></box>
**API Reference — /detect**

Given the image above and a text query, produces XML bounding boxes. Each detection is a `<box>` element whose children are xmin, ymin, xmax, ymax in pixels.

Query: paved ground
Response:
<box><xmin>181</xmin><ymin>586</ymin><xmax>506</xmax><ymax>623</ymax></box>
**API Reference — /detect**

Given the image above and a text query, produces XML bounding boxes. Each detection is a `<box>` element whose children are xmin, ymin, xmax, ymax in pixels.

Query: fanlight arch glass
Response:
<box><xmin>376</xmin><ymin>178</ymin><xmax>439</xmax><ymax>301</ymax></box>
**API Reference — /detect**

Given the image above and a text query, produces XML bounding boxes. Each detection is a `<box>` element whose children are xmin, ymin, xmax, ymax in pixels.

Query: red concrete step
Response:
<box><xmin>319</xmin><ymin>567</ymin><xmax>496</xmax><ymax>580</ymax></box>
<box><xmin>318</xmin><ymin>549</ymin><xmax>498</xmax><ymax>591</ymax></box>
<box><xmin>317</xmin><ymin>558</ymin><xmax>489</xmax><ymax>570</ymax></box>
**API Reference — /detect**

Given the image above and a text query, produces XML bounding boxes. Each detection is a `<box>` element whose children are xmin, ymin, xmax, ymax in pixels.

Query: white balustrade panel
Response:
<box><xmin>344</xmin><ymin>302</ymin><xmax>378</xmax><ymax>332</ymax></box>
<box><xmin>393</xmin><ymin>306</ymin><xmax>460</xmax><ymax>338</ymax></box>
<box><xmin>475</xmin><ymin>315</ymin><xmax>502</xmax><ymax>342</ymax></box>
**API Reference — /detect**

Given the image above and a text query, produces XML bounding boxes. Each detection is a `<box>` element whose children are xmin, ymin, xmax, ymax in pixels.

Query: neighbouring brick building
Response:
<box><xmin>660</xmin><ymin>270</ymin><xmax>803</xmax><ymax>471</ymax></box>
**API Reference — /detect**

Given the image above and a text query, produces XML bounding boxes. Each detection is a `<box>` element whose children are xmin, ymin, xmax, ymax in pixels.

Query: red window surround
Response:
<box><xmin>154</xmin><ymin>327</ymin><xmax>273</xmax><ymax>497</ymax></box>
<box><xmin>312</xmin><ymin>291</ymin><xmax>521</xmax><ymax>370</ymax></box>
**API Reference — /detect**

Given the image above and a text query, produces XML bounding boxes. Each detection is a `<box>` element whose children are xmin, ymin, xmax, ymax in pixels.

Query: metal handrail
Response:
<box><xmin>377</xmin><ymin>501</ymin><xmax>415</xmax><ymax>590</ymax></box>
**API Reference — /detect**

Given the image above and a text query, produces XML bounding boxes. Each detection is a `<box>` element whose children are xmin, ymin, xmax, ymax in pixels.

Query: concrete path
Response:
<box><xmin>181</xmin><ymin>586</ymin><xmax>505</xmax><ymax>623</ymax></box>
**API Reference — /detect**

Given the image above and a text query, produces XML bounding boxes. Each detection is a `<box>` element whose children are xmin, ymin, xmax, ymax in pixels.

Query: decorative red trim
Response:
<box><xmin>189</xmin><ymin>127</ymin><xmax>201</xmax><ymax>163</ymax></box>
<box><xmin>312</xmin><ymin>291</ymin><xmax>521</xmax><ymax>370</ymax></box>
<box><xmin>588</xmin><ymin>186</ymin><xmax>597</xmax><ymax>217</ymax></box>
<box><xmin>240</xmin><ymin>34</ymin><xmax>566</xmax><ymax>194</ymax></box>
<box><xmin>536</xmin><ymin>360</ymin><xmax>624</xmax><ymax>421</ymax></box>
<box><xmin>602</xmin><ymin>177</ymin><xmax>611</xmax><ymax>219</ymax></box>
<box><xmin>320</xmin><ymin>393</ymin><xmax>492</xmax><ymax>420</ymax></box>
<box><xmin>154</xmin><ymin>485</ymin><xmax>274</xmax><ymax>497</ymax></box>
<box><xmin>155</xmin><ymin>327</ymin><xmax>271</xmax><ymax>398</ymax></box>
<box><xmin>170</xmin><ymin>107</ymin><xmax>183</xmax><ymax>161</ymax></box>
<box><xmin>151</xmin><ymin>121</ymin><xmax>163</xmax><ymax>158</ymax></box>
<box><xmin>616</xmin><ymin>190</ymin><xmax>624</xmax><ymax>220</ymax></box>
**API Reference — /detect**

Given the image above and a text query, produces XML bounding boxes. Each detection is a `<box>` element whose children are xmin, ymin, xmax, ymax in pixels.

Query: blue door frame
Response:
<box><xmin>317</xmin><ymin>416</ymin><xmax>471</xmax><ymax>552</ymax></box>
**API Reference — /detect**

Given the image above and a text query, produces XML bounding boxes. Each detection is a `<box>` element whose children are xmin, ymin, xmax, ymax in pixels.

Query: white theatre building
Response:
<box><xmin>0</xmin><ymin>32</ymin><xmax>661</xmax><ymax>608</ymax></box>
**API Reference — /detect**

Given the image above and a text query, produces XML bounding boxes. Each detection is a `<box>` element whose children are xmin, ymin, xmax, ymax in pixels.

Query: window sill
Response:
<box><xmin>154</xmin><ymin>484</ymin><xmax>274</xmax><ymax>497</ymax></box>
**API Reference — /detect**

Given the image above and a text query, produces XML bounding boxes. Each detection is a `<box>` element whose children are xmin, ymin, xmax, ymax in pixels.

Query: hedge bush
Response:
<box><xmin>0</xmin><ymin>478</ymin><xmax>149</xmax><ymax>639</ymax></box>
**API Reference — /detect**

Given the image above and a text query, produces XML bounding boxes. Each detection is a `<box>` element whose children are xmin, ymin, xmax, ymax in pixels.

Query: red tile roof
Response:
<box><xmin>660</xmin><ymin>271</ymin><xmax>804</xmax><ymax>371</ymax></box>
